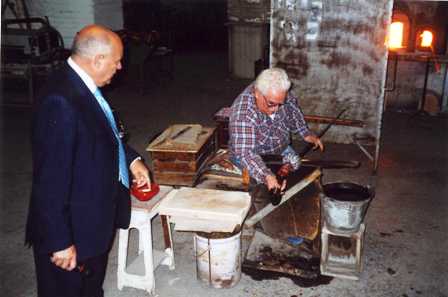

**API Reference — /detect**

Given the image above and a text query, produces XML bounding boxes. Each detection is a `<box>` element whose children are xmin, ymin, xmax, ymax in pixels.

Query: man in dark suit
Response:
<box><xmin>26</xmin><ymin>24</ymin><xmax>151</xmax><ymax>297</ymax></box>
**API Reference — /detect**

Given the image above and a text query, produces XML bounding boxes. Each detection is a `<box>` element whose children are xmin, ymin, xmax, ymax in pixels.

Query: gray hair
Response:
<box><xmin>254</xmin><ymin>68</ymin><xmax>291</xmax><ymax>96</ymax></box>
<box><xmin>71</xmin><ymin>34</ymin><xmax>112</xmax><ymax>58</ymax></box>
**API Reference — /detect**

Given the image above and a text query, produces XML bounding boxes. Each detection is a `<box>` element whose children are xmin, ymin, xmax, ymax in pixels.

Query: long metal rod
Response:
<box><xmin>303</xmin><ymin>115</ymin><xmax>364</xmax><ymax>127</ymax></box>
<box><xmin>410</xmin><ymin>56</ymin><xmax>432</xmax><ymax>119</ymax></box>
<box><xmin>299</xmin><ymin>108</ymin><xmax>347</xmax><ymax>157</ymax></box>
<box><xmin>353</xmin><ymin>139</ymin><xmax>374</xmax><ymax>162</ymax></box>
<box><xmin>420</xmin><ymin>57</ymin><xmax>431</xmax><ymax>111</ymax></box>
<box><xmin>440</xmin><ymin>62</ymin><xmax>448</xmax><ymax>110</ymax></box>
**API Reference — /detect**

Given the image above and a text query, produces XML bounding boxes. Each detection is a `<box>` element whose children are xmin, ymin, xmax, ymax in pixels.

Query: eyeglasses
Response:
<box><xmin>262</xmin><ymin>94</ymin><xmax>284</xmax><ymax>109</ymax></box>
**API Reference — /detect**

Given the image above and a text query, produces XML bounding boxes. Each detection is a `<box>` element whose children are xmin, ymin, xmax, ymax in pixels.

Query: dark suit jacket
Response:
<box><xmin>26</xmin><ymin>63</ymin><xmax>138</xmax><ymax>261</ymax></box>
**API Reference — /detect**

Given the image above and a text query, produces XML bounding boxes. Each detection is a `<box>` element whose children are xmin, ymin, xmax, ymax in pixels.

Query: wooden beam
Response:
<box><xmin>245</xmin><ymin>169</ymin><xmax>322</xmax><ymax>228</ymax></box>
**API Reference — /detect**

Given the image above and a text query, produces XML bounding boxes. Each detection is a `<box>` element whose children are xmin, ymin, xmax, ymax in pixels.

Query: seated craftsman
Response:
<box><xmin>228</xmin><ymin>67</ymin><xmax>323</xmax><ymax>200</ymax></box>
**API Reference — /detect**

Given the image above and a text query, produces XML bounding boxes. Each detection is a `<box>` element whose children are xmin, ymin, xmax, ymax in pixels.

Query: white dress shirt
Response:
<box><xmin>67</xmin><ymin>57</ymin><xmax>141</xmax><ymax>167</ymax></box>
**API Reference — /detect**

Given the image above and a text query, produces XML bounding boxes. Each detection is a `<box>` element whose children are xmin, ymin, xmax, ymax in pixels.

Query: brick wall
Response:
<box><xmin>25</xmin><ymin>0</ymin><xmax>123</xmax><ymax>48</ymax></box>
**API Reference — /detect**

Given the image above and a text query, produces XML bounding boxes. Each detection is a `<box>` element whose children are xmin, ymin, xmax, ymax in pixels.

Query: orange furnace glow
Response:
<box><xmin>387</xmin><ymin>22</ymin><xmax>404</xmax><ymax>49</ymax></box>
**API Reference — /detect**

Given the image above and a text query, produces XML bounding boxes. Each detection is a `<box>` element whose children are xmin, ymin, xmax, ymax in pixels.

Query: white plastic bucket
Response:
<box><xmin>194</xmin><ymin>231</ymin><xmax>242</xmax><ymax>288</ymax></box>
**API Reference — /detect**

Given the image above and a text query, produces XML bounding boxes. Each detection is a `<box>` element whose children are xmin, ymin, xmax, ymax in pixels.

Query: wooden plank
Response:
<box><xmin>153</xmin><ymin>171</ymin><xmax>197</xmax><ymax>186</ymax></box>
<box><xmin>245</xmin><ymin>166</ymin><xmax>322</xmax><ymax>241</ymax></box>
<box><xmin>248</xmin><ymin>185</ymin><xmax>322</xmax><ymax>241</ymax></box>
<box><xmin>158</xmin><ymin>187</ymin><xmax>251</xmax><ymax>225</ymax></box>
<box><xmin>151</xmin><ymin>150</ymin><xmax>197</xmax><ymax>162</ymax></box>
<box><xmin>161</xmin><ymin>215</ymin><xmax>172</xmax><ymax>249</ymax></box>
<box><xmin>245</xmin><ymin>169</ymin><xmax>321</xmax><ymax>228</ymax></box>
<box><xmin>153</xmin><ymin>159</ymin><xmax>197</xmax><ymax>172</ymax></box>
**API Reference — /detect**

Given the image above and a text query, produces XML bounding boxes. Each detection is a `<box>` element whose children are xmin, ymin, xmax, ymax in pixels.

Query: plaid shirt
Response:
<box><xmin>229</xmin><ymin>84</ymin><xmax>311</xmax><ymax>184</ymax></box>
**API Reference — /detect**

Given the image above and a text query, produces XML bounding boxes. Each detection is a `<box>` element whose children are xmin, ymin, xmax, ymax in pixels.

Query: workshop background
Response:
<box><xmin>1</xmin><ymin>0</ymin><xmax>448</xmax><ymax>297</ymax></box>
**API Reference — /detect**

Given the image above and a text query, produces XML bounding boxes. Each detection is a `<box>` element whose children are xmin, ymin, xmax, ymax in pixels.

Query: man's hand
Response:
<box><xmin>130</xmin><ymin>159</ymin><xmax>151</xmax><ymax>188</ymax></box>
<box><xmin>265</xmin><ymin>175</ymin><xmax>286</xmax><ymax>192</ymax></box>
<box><xmin>304</xmin><ymin>135</ymin><xmax>324</xmax><ymax>152</ymax></box>
<box><xmin>51</xmin><ymin>245</ymin><xmax>77</xmax><ymax>271</ymax></box>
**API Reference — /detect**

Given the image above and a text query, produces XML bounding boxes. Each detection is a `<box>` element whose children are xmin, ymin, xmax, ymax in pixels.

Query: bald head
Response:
<box><xmin>71</xmin><ymin>25</ymin><xmax>123</xmax><ymax>87</ymax></box>
<box><xmin>72</xmin><ymin>25</ymin><xmax>119</xmax><ymax>58</ymax></box>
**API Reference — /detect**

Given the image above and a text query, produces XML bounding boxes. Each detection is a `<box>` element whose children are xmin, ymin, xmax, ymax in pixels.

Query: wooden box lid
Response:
<box><xmin>146</xmin><ymin>125</ymin><xmax>215</xmax><ymax>154</ymax></box>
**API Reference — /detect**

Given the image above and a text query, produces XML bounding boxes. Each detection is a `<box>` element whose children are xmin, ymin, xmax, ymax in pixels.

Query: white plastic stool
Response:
<box><xmin>320</xmin><ymin>222</ymin><xmax>365</xmax><ymax>280</ymax></box>
<box><xmin>117</xmin><ymin>186</ymin><xmax>175</xmax><ymax>295</ymax></box>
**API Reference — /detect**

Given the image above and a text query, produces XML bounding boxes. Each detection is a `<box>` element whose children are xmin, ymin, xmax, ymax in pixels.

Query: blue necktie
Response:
<box><xmin>94</xmin><ymin>89</ymin><xmax>130</xmax><ymax>188</ymax></box>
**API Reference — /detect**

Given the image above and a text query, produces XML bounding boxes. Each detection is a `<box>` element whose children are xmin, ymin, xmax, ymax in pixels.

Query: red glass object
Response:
<box><xmin>131</xmin><ymin>182</ymin><xmax>160</xmax><ymax>201</ymax></box>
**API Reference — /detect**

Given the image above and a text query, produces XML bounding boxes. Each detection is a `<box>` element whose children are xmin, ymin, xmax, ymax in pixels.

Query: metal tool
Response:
<box><xmin>301</xmin><ymin>159</ymin><xmax>360</xmax><ymax>169</ymax></box>
<box><xmin>299</xmin><ymin>108</ymin><xmax>348</xmax><ymax>157</ymax></box>
<box><xmin>261</xmin><ymin>155</ymin><xmax>360</xmax><ymax>169</ymax></box>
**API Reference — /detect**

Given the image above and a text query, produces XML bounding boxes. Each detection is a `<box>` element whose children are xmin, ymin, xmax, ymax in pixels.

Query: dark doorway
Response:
<box><xmin>122</xmin><ymin>0</ymin><xmax>228</xmax><ymax>52</ymax></box>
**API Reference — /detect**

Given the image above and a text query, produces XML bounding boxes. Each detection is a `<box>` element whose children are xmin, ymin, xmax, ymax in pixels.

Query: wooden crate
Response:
<box><xmin>147</xmin><ymin>126</ymin><xmax>217</xmax><ymax>186</ymax></box>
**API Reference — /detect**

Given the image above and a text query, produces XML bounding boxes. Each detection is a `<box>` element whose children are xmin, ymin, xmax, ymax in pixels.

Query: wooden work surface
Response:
<box><xmin>158</xmin><ymin>187</ymin><xmax>251</xmax><ymax>233</ymax></box>
<box><xmin>196</xmin><ymin>164</ymin><xmax>322</xmax><ymax>241</ymax></box>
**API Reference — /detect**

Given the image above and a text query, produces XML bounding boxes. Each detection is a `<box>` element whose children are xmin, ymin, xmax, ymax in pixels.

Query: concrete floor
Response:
<box><xmin>1</xmin><ymin>50</ymin><xmax>448</xmax><ymax>297</ymax></box>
